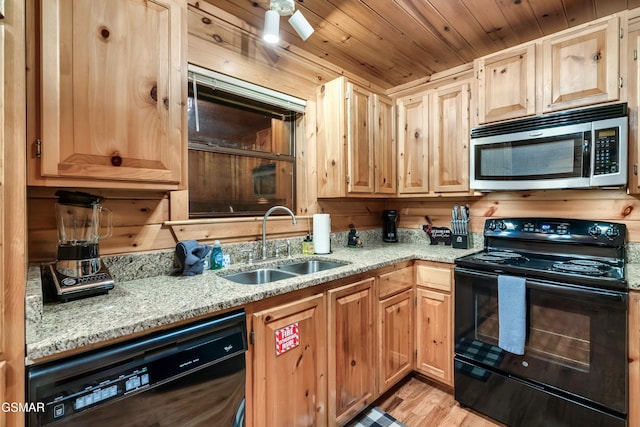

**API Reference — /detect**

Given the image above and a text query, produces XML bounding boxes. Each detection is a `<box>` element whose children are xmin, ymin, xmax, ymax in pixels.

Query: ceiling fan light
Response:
<box><xmin>288</xmin><ymin>10</ymin><xmax>314</xmax><ymax>41</ymax></box>
<box><xmin>263</xmin><ymin>9</ymin><xmax>280</xmax><ymax>44</ymax></box>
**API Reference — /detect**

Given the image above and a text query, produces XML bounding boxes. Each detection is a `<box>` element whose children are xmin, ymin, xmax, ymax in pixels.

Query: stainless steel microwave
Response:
<box><xmin>470</xmin><ymin>103</ymin><xmax>628</xmax><ymax>191</ymax></box>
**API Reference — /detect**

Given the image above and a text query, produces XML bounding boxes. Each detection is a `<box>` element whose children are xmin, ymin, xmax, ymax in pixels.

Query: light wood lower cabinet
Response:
<box><xmin>378</xmin><ymin>289</ymin><xmax>414</xmax><ymax>394</ymax></box>
<box><xmin>251</xmin><ymin>293</ymin><xmax>327</xmax><ymax>427</ymax></box>
<box><xmin>249</xmin><ymin>261</ymin><xmax>454</xmax><ymax>426</ymax></box>
<box><xmin>415</xmin><ymin>261</ymin><xmax>453</xmax><ymax>386</ymax></box>
<box><xmin>327</xmin><ymin>278</ymin><xmax>376</xmax><ymax>427</ymax></box>
<box><xmin>629</xmin><ymin>292</ymin><xmax>640</xmax><ymax>427</ymax></box>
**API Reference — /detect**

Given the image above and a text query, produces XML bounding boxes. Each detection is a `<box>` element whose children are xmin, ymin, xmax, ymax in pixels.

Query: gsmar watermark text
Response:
<box><xmin>2</xmin><ymin>402</ymin><xmax>45</xmax><ymax>413</ymax></box>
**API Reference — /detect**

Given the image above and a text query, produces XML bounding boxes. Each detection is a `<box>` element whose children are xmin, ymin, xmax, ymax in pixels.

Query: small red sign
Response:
<box><xmin>275</xmin><ymin>322</ymin><xmax>300</xmax><ymax>356</ymax></box>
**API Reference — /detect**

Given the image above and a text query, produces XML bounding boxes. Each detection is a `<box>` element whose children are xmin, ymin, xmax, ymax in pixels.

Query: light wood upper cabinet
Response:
<box><xmin>327</xmin><ymin>278</ymin><xmax>376</xmax><ymax>426</ymax></box>
<box><xmin>316</xmin><ymin>76</ymin><xmax>395</xmax><ymax>197</ymax></box>
<box><xmin>476</xmin><ymin>43</ymin><xmax>536</xmax><ymax>124</ymax></box>
<box><xmin>374</xmin><ymin>94</ymin><xmax>397</xmax><ymax>194</ymax></box>
<box><xmin>430</xmin><ymin>81</ymin><xmax>470</xmax><ymax>193</ymax></box>
<box><xmin>35</xmin><ymin>0</ymin><xmax>185</xmax><ymax>188</ymax></box>
<box><xmin>347</xmin><ymin>82</ymin><xmax>375</xmax><ymax>193</ymax></box>
<box><xmin>252</xmin><ymin>293</ymin><xmax>327</xmax><ymax>427</ymax></box>
<box><xmin>542</xmin><ymin>14</ymin><xmax>622</xmax><ymax>113</ymax></box>
<box><xmin>397</xmin><ymin>80</ymin><xmax>472</xmax><ymax>195</ymax></box>
<box><xmin>628</xmin><ymin>22</ymin><xmax>640</xmax><ymax>194</ymax></box>
<box><xmin>397</xmin><ymin>93</ymin><xmax>429</xmax><ymax>194</ymax></box>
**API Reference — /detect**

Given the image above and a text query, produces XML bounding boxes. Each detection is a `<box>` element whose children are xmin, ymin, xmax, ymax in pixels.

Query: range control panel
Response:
<box><xmin>484</xmin><ymin>218</ymin><xmax>626</xmax><ymax>246</ymax></box>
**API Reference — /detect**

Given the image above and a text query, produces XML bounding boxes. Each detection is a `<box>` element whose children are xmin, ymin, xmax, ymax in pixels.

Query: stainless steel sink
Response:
<box><xmin>222</xmin><ymin>268</ymin><xmax>297</xmax><ymax>285</ymax></box>
<box><xmin>277</xmin><ymin>260</ymin><xmax>348</xmax><ymax>275</ymax></box>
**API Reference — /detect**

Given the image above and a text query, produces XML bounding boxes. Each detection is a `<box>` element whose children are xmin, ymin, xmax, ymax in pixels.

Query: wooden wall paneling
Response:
<box><xmin>317</xmin><ymin>199</ymin><xmax>386</xmax><ymax>231</ymax></box>
<box><xmin>187</xmin><ymin>2</ymin><xmax>338</xmax><ymax>101</ymax></box>
<box><xmin>388</xmin><ymin>189</ymin><xmax>640</xmax><ymax>242</ymax></box>
<box><xmin>28</xmin><ymin>190</ymin><xmax>172</xmax><ymax>261</ymax></box>
<box><xmin>167</xmin><ymin>216</ymin><xmax>312</xmax><ymax>244</ymax></box>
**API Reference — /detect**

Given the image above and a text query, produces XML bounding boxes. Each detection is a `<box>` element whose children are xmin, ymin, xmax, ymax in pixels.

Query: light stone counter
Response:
<box><xmin>27</xmin><ymin>228</ymin><xmax>640</xmax><ymax>365</ymax></box>
<box><xmin>26</xmin><ymin>230</ymin><xmax>479</xmax><ymax>365</ymax></box>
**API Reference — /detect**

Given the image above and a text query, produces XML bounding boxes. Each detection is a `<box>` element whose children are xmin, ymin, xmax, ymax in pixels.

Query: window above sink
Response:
<box><xmin>187</xmin><ymin>65</ymin><xmax>306</xmax><ymax>218</ymax></box>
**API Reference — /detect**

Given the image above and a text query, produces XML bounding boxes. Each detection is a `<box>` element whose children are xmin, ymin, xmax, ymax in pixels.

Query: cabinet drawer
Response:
<box><xmin>379</xmin><ymin>266</ymin><xmax>413</xmax><ymax>299</ymax></box>
<box><xmin>415</xmin><ymin>262</ymin><xmax>452</xmax><ymax>292</ymax></box>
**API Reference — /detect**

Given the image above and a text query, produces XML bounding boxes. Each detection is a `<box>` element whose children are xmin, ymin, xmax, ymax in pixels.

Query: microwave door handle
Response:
<box><xmin>582</xmin><ymin>131</ymin><xmax>591</xmax><ymax>178</ymax></box>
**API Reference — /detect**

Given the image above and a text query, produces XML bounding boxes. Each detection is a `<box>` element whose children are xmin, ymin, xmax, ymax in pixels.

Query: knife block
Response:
<box><xmin>452</xmin><ymin>233</ymin><xmax>472</xmax><ymax>249</ymax></box>
<box><xmin>451</xmin><ymin>219</ymin><xmax>471</xmax><ymax>249</ymax></box>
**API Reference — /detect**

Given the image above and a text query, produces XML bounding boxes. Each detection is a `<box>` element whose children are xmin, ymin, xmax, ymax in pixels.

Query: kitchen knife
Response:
<box><xmin>452</xmin><ymin>204</ymin><xmax>459</xmax><ymax>234</ymax></box>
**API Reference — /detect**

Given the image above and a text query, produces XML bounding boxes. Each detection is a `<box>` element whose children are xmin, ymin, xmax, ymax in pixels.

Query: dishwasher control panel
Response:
<box><xmin>42</xmin><ymin>366</ymin><xmax>151</xmax><ymax>424</ymax></box>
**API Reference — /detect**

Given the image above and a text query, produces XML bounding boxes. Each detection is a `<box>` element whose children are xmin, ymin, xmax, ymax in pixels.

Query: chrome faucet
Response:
<box><xmin>262</xmin><ymin>206</ymin><xmax>297</xmax><ymax>260</ymax></box>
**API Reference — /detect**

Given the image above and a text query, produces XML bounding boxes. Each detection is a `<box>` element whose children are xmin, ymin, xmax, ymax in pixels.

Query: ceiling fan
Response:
<box><xmin>264</xmin><ymin>0</ymin><xmax>315</xmax><ymax>43</ymax></box>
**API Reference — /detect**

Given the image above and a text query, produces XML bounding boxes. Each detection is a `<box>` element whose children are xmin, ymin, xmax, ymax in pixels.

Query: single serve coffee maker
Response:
<box><xmin>44</xmin><ymin>190</ymin><xmax>115</xmax><ymax>302</ymax></box>
<box><xmin>382</xmin><ymin>210</ymin><xmax>398</xmax><ymax>243</ymax></box>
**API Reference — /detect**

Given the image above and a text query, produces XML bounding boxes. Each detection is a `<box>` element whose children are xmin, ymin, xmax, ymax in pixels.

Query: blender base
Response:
<box><xmin>43</xmin><ymin>263</ymin><xmax>115</xmax><ymax>303</ymax></box>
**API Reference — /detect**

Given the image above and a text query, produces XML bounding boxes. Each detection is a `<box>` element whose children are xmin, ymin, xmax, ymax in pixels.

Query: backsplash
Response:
<box><xmin>89</xmin><ymin>227</ymin><xmax>635</xmax><ymax>283</ymax></box>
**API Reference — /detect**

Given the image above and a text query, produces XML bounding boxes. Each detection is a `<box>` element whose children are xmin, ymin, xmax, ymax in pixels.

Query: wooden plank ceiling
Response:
<box><xmin>205</xmin><ymin>0</ymin><xmax>640</xmax><ymax>90</ymax></box>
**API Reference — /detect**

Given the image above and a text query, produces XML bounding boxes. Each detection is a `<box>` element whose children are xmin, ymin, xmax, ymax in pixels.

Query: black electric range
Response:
<box><xmin>455</xmin><ymin>217</ymin><xmax>627</xmax><ymax>291</ymax></box>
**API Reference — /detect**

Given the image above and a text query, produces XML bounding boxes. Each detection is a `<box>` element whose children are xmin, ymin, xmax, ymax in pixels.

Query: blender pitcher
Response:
<box><xmin>54</xmin><ymin>190</ymin><xmax>113</xmax><ymax>277</ymax></box>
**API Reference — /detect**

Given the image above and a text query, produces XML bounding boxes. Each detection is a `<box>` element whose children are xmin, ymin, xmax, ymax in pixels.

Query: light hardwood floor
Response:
<box><xmin>377</xmin><ymin>375</ymin><xmax>505</xmax><ymax>427</ymax></box>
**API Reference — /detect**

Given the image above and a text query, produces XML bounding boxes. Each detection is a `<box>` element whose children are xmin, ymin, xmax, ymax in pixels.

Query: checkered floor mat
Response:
<box><xmin>455</xmin><ymin>338</ymin><xmax>504</xmax><ymax>368</ymax></box>
<box><xmin>348</xmin><ymin>406</ymin><xmax>408</xmax><ymax>427</ymax></box>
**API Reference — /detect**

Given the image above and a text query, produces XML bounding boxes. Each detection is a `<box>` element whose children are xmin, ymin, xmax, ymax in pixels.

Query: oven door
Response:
<box><xmin>454</xmin><ymin>267</ymin><xmax>627</xmax><ymax>414</ymax></box>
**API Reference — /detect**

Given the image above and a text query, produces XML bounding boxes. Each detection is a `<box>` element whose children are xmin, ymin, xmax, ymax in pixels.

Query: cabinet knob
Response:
<box><xmin>111</xmin><ymin>152</ymin><xmax>123</xmax><ymax>167</ymax></box>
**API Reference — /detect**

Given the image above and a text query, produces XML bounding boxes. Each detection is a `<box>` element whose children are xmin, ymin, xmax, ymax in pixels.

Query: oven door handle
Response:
<box><xmin>455</xmin><ymin>267</ymin><xmax>627</xmax><ymax>303</ymax></box>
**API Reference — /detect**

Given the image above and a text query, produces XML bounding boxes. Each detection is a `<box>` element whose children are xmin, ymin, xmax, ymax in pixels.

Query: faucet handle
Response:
<box><xmin>241</xmin><ymin>249</ymin><xmax>254</xmax><ymax>265</ymax></box>
<box><xmin>275</xmin><ymin>244</ymin><xmax>288</xmax><ymax>259</ymax></box>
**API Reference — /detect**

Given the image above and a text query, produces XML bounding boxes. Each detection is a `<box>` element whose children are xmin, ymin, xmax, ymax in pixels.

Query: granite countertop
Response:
<box><xmin>25</xmin><ymin>238</ymin><xmax>476</xmax><ymax>365</ymax></box>
<box><xmin>26</xmin><ymin>229</ymin><xmax>640</xmax><ymax>366</ymax></box>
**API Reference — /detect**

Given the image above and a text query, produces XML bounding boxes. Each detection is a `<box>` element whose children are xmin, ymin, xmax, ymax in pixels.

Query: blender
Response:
<box><xmin>44</xmin><ymin>190</ymin><xmax>115</xmax><ymax>302</ymax></box>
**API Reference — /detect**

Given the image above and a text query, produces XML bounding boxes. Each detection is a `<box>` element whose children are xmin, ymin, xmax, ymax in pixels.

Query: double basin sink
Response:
<box><xmin>222</xmin><ymin>259</ymin><xmax>348</xmax><ymax>285</ymax></box>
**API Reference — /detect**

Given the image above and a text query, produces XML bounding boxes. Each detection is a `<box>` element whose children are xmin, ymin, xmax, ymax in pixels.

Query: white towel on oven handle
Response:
<box><xmin>498</xmin><ymin>274</ymin><xmax>526</xmax><ymax>355</ymax></box>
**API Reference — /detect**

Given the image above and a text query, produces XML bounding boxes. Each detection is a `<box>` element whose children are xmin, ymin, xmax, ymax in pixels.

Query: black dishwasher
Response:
<box><xmin>27</xmin><ymin>309</ymin><xmax>247</xmax><ymax>427</ymax></box>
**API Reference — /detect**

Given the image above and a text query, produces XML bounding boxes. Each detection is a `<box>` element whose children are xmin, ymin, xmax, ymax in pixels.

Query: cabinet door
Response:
<box><xmin>429</xmin><ymin>81</ymin><xmax>470</xmax><ymax>193</ymax></box>
<box><xmin>327</xmin><ymin>278</ymin><xmax>375</xmax><ymax>426</ymax></box>
<box><xmin>374</xmin><ymin>94</ymin><xmax>396</xmax><ymax>194</ymax></box>
<box><xmin>542</xmin><ymin>15</ymin><xmax>621</xmax><ymax>112</ymax></box>
<box><xmin>628</xmin><ymin>27</ymin><xmax>640</xmax><ymax>194</ymax></box>
<box><xmin>39</xmin><ymin>0</ymin><xmax>184</xmax><ymax>185</ymax></box>
<box><xmin>316</xmin><ymin>77</ymin><xmax>347</xmax><ymax>197</ymax></box>
<box><xmin>416</xmin><ymin>288</ymin><xmax>452</xmax><ymax>386</ymax></box>
<box><xmin>476</xmin><ymin>44</ymin><xmax>536</xmax><ymax>124</ymax></box>
<box><xmin>397</xmin><ymin>93</ymin><xmax>429</xmax><ymax>194</ymax></box>
<box><xmin>629</xmin><ymin>292</ymin><xmax>640</xmax><ymax>427</ymax></box>
<box><xmin>347</xmin><ymin>82</ymin><xmax>374</xmax><ymax>193</ymax></box>
<box><xmin>252</xmin><ymin>294</ymin><xmax>327</xmax><ymax>427</ymax></box>
<box><xmin>378</xmin><ymin>289</ymin><xmax>414</xmax><ymax>395</ymax></box>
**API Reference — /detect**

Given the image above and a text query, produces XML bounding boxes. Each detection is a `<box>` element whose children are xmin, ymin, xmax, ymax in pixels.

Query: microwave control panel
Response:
<box><xmin>593</xmin><ymin>128</ymin><xmax>619</xmax><ymax>175</ymax></box>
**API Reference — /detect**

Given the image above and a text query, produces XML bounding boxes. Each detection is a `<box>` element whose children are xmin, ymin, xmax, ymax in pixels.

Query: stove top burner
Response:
<box><xmin>551</xmin><ymin>259</ymin><xmax>613</xmax><ymax>276</ymax></box>
<box><xmin>472</xmin><ymin>251</ymin><xmax>527</xmax><ymax>263</ymax></box>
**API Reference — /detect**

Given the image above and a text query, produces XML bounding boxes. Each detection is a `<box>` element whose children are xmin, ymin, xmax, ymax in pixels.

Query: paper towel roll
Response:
<box><xmin>313</xmin><ymin>214</ymin><xmax>331</xmax><ymax>254</ymax></box>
